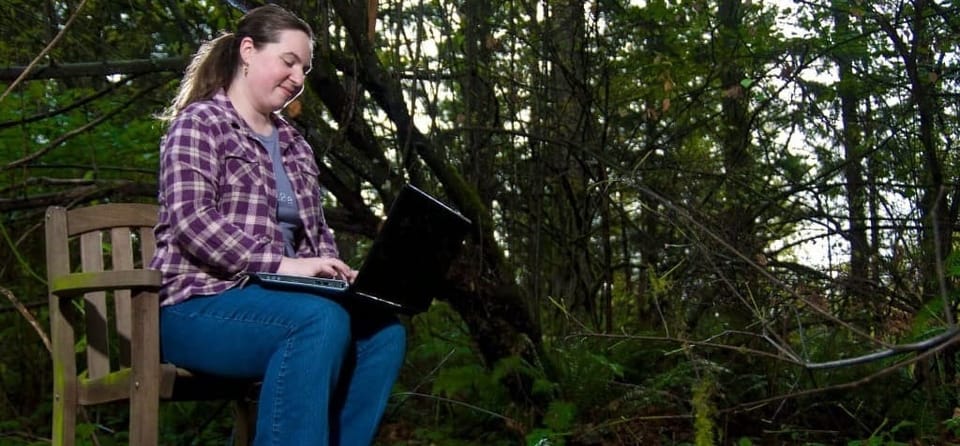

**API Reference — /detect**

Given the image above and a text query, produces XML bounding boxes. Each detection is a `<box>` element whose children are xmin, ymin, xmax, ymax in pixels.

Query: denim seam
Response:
<box><xmin>271</xmin><ymin>336</ymin><xmax>293</xmax><ymax>446</ymax></box>
<box><xmin>164</xmin><ymin>306</ymin><xmax>299</xmax><ymax>329</ymax></box>
<box><xmin>269</xmin><ymin>314</ymin><xmax>332</xmax><ymax>446</ymax></box>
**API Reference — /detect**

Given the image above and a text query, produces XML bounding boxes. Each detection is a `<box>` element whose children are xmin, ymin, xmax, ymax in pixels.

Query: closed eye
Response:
<box><xmin>282</xmin><ymin>56</ymin><xmax>310</xmax><ymax>76</ymax></box>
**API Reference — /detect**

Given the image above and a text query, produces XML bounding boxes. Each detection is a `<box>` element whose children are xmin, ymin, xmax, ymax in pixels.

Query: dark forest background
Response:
<box><xmin>3</xmin><ymin>0</ymin><xmax>960</xmax><ymax>444</ymax></box>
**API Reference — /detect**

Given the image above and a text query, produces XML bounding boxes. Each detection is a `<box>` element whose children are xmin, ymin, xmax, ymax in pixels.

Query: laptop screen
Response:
<box><xmin>348</xmin><ymin>184</ymin><xmax>472</xmax><ymax>313</ymax></box>
<box><xmin>246</xmin><ymin>185</ymin><xmax>472</xmax><ymax>315</ymax></box>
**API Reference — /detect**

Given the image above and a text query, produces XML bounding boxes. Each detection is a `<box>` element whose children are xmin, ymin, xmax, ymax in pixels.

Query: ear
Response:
<box><xmin>238</xmin><ymin>36</ymin><xmax>256</xmax><ymax>65</ymax></box>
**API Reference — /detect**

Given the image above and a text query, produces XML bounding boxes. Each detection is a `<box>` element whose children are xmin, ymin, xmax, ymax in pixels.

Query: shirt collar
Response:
<box><xmin>211</xmin><ymin>89</ymin><xmax>298</xmax><ymax>147</ymax></box>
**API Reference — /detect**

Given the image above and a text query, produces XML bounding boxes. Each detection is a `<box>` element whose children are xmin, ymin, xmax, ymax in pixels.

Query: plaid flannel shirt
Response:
<box><xmin>151</xmin><ymin>90</ymin><xmax>339</xmax><ymax>306</ymax></box>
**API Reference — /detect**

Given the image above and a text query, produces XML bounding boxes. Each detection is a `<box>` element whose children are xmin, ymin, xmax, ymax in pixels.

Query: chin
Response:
<box><xmin>268</xmin><ymin>99</ymin><xmax>289</xmax><ymax>113</ymax></box>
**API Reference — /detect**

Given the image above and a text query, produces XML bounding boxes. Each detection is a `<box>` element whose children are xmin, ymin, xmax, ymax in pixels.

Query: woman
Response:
<box><xmin>151</xmin><ymin>5</ymin><xmax>405</xmax><ymax>445</ymax></box>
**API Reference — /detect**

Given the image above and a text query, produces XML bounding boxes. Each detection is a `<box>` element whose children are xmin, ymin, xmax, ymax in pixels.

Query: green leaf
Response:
<box><xmin>543</xmin><ymin>400</ymin><xmax>577</xmax><ymax>431</ymax></box>
<box><xmin>432</xmin><ymin>364</ymin><xmax>487</xmax><ymax>398</ymax></box>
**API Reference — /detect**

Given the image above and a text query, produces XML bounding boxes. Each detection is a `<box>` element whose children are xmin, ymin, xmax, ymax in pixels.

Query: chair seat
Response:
<box><xmin>76</xmin><ymin>364</ymin><xmax>258</xmax><ymax>405</ymax></box>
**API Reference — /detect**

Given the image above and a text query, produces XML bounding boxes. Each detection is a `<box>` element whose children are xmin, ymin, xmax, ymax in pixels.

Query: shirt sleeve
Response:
<box><xmin>159</xmin><ymin>115</ymin><xmax>283</xmax><ymax>276</ymax></box>
<box><xmin>317</xmin><ymin>214</ymin><xmax>339</xmax><ymax>258</ymax></box>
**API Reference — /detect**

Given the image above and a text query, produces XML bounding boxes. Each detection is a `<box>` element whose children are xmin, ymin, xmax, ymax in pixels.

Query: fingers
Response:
<box><xmin>320</xmin><ymin>257</ymin><xmax>355</xmax><ymax>281</ymax></box>
<box><xmin>275</xmin><ymin>256</ymin><xmax>354</xmax><ymax>281</ymax></box>
<box><xmin>338</xmin><ymin>267</ymin><xmax>358</xmax><ymax>283</ymax></box>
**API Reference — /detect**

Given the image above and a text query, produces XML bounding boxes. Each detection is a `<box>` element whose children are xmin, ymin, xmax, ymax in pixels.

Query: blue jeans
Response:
<box><xmin>159</xmin><ymin>284</ymin><xmax>406</xmax><ymax>446</ymax></box>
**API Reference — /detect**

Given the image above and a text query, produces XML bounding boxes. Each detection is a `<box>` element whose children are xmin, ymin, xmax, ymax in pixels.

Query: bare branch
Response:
<box><xmin>0</xmin><ymin>181</ymin><xmax>157</xmax><ymax>213</ymax></box>
<box><xmin>719</xmin><ymin>330</ymin><xmax>960</xmax><ymax>415</ymax></box>
<box><xmin>0</xmin><ymin>58</ymin><xmax>187</xmax><ymax>82</ymax></box>
<box><xmin>0</xmin><ymin>74</ymin><xmax>154</xmax><ymax>130</ymax></box>
<box><xmin>0</xmin><ymin>287</ymin><xmax>51</xmax><ymax>354</ymax></box>
<box><xmin>0</xmin><ymin>0</ymin><xmax>89</xmax><ymax>102</ymax></box>
<box><xmin>577</xmin><ymin>326</ymin><xmax>960</xmax><ymax>371</ymax></box>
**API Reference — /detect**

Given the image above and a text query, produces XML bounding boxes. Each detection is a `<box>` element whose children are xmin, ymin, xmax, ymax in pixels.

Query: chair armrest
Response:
<box><xmin>51</xmin><ymin>270</ymin><xmax>161</xmax><ymax>298</ymax></box>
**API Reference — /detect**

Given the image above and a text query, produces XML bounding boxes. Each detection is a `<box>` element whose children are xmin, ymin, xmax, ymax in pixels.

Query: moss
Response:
<box><xmin>692</xmin><ymin>374</ymin><xmax>716</xmax><ymax>446</ymax></box>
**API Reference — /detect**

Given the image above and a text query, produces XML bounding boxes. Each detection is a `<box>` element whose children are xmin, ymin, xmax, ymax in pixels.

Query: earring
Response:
<box><xmin>243</xmin><ymin>64</ymin><xmax>249</xmax><ymax>77</ymax></box>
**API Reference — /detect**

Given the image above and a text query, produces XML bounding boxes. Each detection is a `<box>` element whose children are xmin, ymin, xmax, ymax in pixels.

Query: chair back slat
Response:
<box><xmin>140</xmin><ymin>227</ymin><xmax>156</xmax><ymax>266</ymax></box>
<box><xmin>112</xmin><ymin>227</ymin><xmax>135</xmax><ymax>367</ymax></box>
<box><xmin>80</xmin><ymin>231</ymin><xmax>111</xmax><ymax>380</ymax></box>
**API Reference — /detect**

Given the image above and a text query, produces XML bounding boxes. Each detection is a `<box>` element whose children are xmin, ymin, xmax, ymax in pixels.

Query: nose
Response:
<box><xmin>290</xmin><ymin>70</ymin><xmax>304</xmax><ymax>86</ymax></box>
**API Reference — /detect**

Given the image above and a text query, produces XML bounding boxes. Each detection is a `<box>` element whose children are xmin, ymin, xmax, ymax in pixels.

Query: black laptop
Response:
<box><xmin>248</xmin><ymin>184</ymin><xmax>472</xmax><ymax>315</ymax></box>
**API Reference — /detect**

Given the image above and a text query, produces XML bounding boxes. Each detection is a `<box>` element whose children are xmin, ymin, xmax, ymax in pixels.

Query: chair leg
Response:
<box><xmin>232</xmin><ymin>399</ymin><xmax>257</xmax><ymax>446</ymax></box>
<box><xmin>50</xmin><ymin>293</ymin><xmax>78</xmax><ymax>446</ymax></box>
<box><xmin>50</xmin><ymin>394</ymin><xmax>76</xmax><ymax>446</ymax></box>
<box><xmin>130</xmin><ymin>289</ymin><xmax>162</xmax><ymax>445</ymax></box>
<box><xmin>129</xmin><ymin>378</ymin><xmax>160</xmax><ymax>446</ymax></box>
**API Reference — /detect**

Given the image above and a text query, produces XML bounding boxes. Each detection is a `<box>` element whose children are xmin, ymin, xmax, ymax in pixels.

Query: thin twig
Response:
<box><xmin>570</xmin><ymin>332</ymin><xmax>803</xmax><ymax>365</ymax></box>
<box><xmin>388</xmin><ymin>348</ymin><xmax>457</xmax><ymax>418</ymax></box>
<box><xmin>0</xmin><ymin>286</ymin><xmax>51</xmax><ymax>354</ymax></box>
<box><xmin>391</xmin><ymin>391</ymin><xmax>516</xmax><ymax>423</ymax></box>
<box><xmin>0</xmin><ymin>0</ymin><xmax>89</xmax><ymax>103</ymax></box>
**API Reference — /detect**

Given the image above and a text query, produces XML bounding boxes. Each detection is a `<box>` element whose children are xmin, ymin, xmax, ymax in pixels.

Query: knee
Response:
<box><xmin>382</xmin><ymin>321</ymin><xmax>406</xmax><ymax>352</ymax></box>
<box><xmin>295</xmin><ymin>299</ymin><xmax>352</xmax><ymax>346</ymax></box>
<box><xmin>371</xmin><ymin>320</ymin><xmax>407</xmax><ymax>365</ymax></box>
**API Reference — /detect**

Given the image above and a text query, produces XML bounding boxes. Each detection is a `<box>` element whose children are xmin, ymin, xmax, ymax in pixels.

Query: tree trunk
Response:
<box><xmin>832</xmin><ymin>1</ymin><xmax>873</xmax><ymax>310</ymax></box>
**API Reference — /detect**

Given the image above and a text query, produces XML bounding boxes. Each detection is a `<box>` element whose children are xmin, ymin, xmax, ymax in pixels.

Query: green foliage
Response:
<box><xmin>525</xmin><ymin>428</ymin><xmax>566</xmax><ymax>446</ymax></box>
<box><xmin>433</xmin><ymin>361</ymin><xmax>508</xmax><ymax>403</ymax></box>
<box><xmin>542</xmin><ymin>400</ymin><xmax>576</xmax><ymax>432</ymax></box>
<box><xmin>943</xmin><ymin>414</ymin><xmax>960</xmax><ymax>439</ymax></box>
<box><xmin>546</xmin><ymin>339</ymin><xmax>625</xmax><ymax>413</ymax></box>
<box><xmin>523</xmin><ymin>401</ymin><xmax>577</xmax><ymax>446</ymax></box>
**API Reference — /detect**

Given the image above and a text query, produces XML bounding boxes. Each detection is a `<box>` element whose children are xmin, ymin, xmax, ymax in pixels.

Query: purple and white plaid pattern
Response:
<box><xmin>151</xmin><ymin>90</ymin><xmax>339</xmax><ymax>306</ymax></box>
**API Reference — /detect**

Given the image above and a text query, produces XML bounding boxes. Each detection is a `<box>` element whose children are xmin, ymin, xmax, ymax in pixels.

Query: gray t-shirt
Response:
<box><xmin>256</xmin><ymin>129</ymin><xmax>301</xmax><ymax>257</ymax></box>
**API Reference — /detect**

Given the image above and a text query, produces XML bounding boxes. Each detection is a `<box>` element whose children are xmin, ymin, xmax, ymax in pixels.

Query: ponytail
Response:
<box><xmin>157</xmin><ymin>33</ymin><xmax>240</xmax><ymax>122</ymax></box>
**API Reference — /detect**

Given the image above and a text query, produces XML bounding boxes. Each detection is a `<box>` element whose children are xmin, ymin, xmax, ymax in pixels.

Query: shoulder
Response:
<box><xmin>177</xmin><ymin>97</ymin><xmax>237</xmax><ymax>128</ymax></box>
<box><xmin>165</xmin><ymin>98</ymin><xmax>246</xmax><ymax>147</ymax></box>
<box><xmin>164</xmin><ymin>99</ymin><xmax>237</xmax><ymax>151</ymax></box>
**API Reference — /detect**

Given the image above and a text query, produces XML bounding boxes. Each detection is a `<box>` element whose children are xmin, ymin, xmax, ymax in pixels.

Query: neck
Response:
<box><xmin>227</xmin><ymin>84</ymin><xmax>274</xmax><ymax>135</ymax></box>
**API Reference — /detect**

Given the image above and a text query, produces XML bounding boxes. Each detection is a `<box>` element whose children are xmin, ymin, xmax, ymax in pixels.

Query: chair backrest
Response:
<box><xmin>45</xmin><ymin>203</ymin><xmax>158</xmax><ymax>382</ymax></box>
<box><xmin>46</xmin><ymin>203</ymin><xmax>254</xmax><ymax>446</ymax></box>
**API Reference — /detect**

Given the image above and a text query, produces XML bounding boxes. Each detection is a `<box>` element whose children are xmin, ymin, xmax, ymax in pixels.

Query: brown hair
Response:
<box><xmin>158</xmin><ymin>4</ymin><xmax>314</xmax><ymax>121</ymax></box>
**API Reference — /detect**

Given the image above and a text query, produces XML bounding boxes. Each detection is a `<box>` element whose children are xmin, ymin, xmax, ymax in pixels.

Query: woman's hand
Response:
<box><xmin>277</xmin><ymin>257</ymin><xmax>357</xmax><ymax>282</ymax></box>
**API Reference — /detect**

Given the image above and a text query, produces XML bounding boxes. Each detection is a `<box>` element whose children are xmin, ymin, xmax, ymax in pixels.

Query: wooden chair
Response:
<box><xmin>45</xmin><ymin>203</ymin><xmax>257</xmax><ymax>446</ymax></box>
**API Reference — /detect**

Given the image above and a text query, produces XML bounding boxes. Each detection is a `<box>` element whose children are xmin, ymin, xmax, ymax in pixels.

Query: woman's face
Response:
<box><xmin>241</xmin><ymin>29</ymin><xmax>313</xmax><ymax>113</ymax></box>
